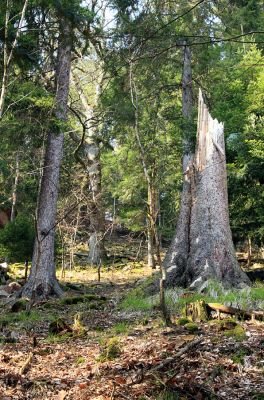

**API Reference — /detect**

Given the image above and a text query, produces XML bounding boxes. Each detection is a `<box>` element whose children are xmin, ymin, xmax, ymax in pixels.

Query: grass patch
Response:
<box><xmin>164</xmin><ymin>280</ymin><xmax>264</xmax><ymax>316</ymax></box>
<box><xmin>177</xmin><ymin>317</ymin><xmax>190</xmax><ymax>326</ymax></box>
<box><xmin>112</xmin><ymin>321</ymin><xmax>130</xmax><ymax>335</ymax></box>
<box><xmin>120</xmin><ymin>292</ymin><xmax>153</xmax><ymax>311</ymax></box>
<box><xmin>0</xmin><ymin>310</ymin><xmax>42</xmax><ymax>327</ymax></box>
<box><xmin>44</xmin><ymin>332</ymin><xmax>73</xmax><ymax>344</ymax></box>
<box><xmin>120</xmin><ymin>275</ymin><xmax>158</xmax><ymax>311</ymax></box>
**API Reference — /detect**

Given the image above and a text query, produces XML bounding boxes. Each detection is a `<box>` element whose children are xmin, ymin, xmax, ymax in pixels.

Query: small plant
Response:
<box><xmin>75</xmin><ymin>356</ymin><xmax>86</xmax><ymax>365</ymax></box>
<box><xmin>72</xmin><ymin>313</ymin><xmax>86</xmax><ymax>334</ymax></box>
<box><xmin>231</xmin><ymin>346</ymin><xmax>252</xmax><ymax>364</ymax></box>
<box><xmin>98</xmin><ymin>337</ymin><xmax>122</xmax><ymax>361</ymax></box>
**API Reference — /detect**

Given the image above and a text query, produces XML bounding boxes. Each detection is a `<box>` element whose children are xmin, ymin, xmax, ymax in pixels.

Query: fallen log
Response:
<box><xmin>207</xmin><ymin>303</ymin><xmax>264</xmax><ymax>321</ymax></box>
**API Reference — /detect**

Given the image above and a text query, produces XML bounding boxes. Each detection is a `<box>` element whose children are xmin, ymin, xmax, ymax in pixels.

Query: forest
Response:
<box><xmin>0</xmin><ymin>0</ymin><xmax>264</xmax><ymax>399</ymax></box>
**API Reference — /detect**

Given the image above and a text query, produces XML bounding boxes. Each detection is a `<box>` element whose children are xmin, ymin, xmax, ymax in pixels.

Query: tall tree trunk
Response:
<box><xmin>22</xmin><ymin>17</ymin><xmax>72</xmax><ymax>299</ymax></box>
<box><xmin>71</xmin><ymin>72</ymin><xmax>106</xmax><ymax>266</ymax></box>
<box><xmin>163</xmin><ymin>45</ymin><xmax>194</xmax><ymax>286</ymax></box>
<box><xmin>164</xmin><ymin>88</ymin><xmax>251</xmax><ymax>290</ymax></box>
<box><xmin>10</xmin><ymin>152</ymin><xmax>19</xmax><ymax>221</ymax></box>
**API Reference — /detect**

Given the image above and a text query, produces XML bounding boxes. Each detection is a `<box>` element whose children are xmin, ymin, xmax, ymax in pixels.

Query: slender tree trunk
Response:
<box><xmin>247</xmin><ymin>236</ymin><xmax>252</xmax><ymax>268</ymax></box>
<box><xmin>22</xmin><ymin>17</ymin><xmax>72</xmax><ymax>299</ymax></box>
<box><xmin>147</xmin><ymin>179</ymin><xmax>162</xmax><ymax>268</ymax></box>
<box><xmin>71</xmin><ymin>72</ymin><xmax>106</xmax><ymax>266</ymax></box>
<box><xmin>163</xmin><ymin>45</ymin><xmax>194</xmax><ymax>286</ymax></box>
<box><xmin>10</xmin><ymin>152</ymin><xmax>19</xmax><ymax>221</ymax></box>
<box><xmin>147</xmin><ymin>183</ymin><xmax>156</xmax><ymax>268</ymax></box>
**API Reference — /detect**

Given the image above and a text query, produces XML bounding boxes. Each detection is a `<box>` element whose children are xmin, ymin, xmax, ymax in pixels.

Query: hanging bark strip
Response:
<box><xmin>164</xmin><ymin>88</ymin><xmax>250</xmax><ymax>290</ymax></box>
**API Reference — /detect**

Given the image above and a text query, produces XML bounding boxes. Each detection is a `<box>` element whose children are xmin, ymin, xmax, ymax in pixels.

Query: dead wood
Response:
<box><xmin>207</xmin><ymin>303</ymin><xmax>264</xmax><ymax>321</ymax></box>
<box><xmin>152</xmin><ymin>338</ymin><xmax>202</xmax><ymax>372</ymax></box>
<box><xmin>19</xmin><ymin>352</ymin><xmax>33</xmax><ymax>375</ymax></box>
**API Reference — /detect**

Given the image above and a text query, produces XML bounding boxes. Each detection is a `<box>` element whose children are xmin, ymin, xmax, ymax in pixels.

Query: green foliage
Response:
<box><xmin>0</xmin><ymin>215</ymin><xmax>34</xmax><ymax>262</ymax></box>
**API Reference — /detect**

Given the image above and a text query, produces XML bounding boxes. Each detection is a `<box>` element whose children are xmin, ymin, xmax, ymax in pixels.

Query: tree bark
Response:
<box><xmin>164</xmin><ymin>89</ymin><xmax>251</xmax><ymax>290</ymax></box>
<box><xmin>71</xmin><ymin>72</ymin><xmax>106</xmax><ymax>266</ymax></box>
<box><xmin>22</xmin><ymin>16</ymin><xmax>72</xmax><ymax>299</ymax></box>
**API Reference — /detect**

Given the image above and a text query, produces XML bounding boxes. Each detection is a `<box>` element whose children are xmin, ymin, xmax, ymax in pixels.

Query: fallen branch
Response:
<box><xmin>19</xmin><ymin>352</ymin><xmax>33</xmax><ymax>375</ymax></box>
<box><xmin>152</xmin><ymin>338</ymin><xmax>202</xmax><ymax>372</ymax></box>
<box><xmin>207</xmin><ymin>303</ymin><xmax>264</xmax><ymax>321</ymax></box>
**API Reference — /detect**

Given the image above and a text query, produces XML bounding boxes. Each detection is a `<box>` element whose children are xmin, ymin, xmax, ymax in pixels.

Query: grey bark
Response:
<box><xmin>164</xmin><ymin>89</ymin><xmax>251</xmax><ymax>290</ymax></box>
<box><xmin>22</xmin><ymin>17</ymin><xmax>72</xmax><ymax>299</ymax></box>
<box><xmin>71</xmin><ymin>72</ymin><xmax>106</xmax><ymax>266</ymax></box>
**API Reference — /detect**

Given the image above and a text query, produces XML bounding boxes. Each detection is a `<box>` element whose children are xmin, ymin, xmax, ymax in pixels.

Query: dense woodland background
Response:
<box><xmin>0</xmin><ymin>2</ymin><xmax>264</xmax><ymax>399</ymax></box>
<box><xmin>0</xmin><ymin>0</ymin><xmax>263</xmax><ymax>273</ymax></box>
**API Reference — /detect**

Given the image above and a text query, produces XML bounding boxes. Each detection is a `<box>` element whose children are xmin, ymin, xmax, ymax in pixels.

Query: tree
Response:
<box><xmin>164</xmin><ymin>85</ymin><xmax>251</xmax><ymax>289</ymax></box>
<box><xmin>70</xmin><ymin>65</ymin><xmax>107</xmax><ymax>266</ymax></box>
<box><xmin>22</xmin><ymin>11</ymin><xmax>73</xmax><ymax>299</ymax></box>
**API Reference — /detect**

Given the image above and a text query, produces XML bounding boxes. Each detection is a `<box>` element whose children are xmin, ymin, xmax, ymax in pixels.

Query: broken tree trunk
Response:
<box><xmin>71</xmin><ymin>71</ymin><xmax>106</xmax><ymax>266</ymax></box>
<box><xmin>164</xmin><ymin>88</ymin><xmax>250</xmax><ymax>290</ymax></box>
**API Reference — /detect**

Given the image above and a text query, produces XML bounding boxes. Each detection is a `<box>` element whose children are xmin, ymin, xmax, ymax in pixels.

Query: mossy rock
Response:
<box><xmin>60</xmin><ymin>294</ymin><xmax>106</xmax><ymax>306</ymax></box>
<box><xmin>177</xmin><ymin>317</ymin><xmax>190</xmax><ymax>326</ymax></box>
<box><xmin>224</xmin><ymin>324</ymin><xmax>247</xmax><ymax>341</ymax></box>
<box><xmin>185</xmin><ymin>322</ymin><xmax>199</xmax><ymax>332</ymax></box>
<box><xmin>11</xmin><ymin>299</ymin><xmax>28</xmax><ymax>312</ymax></box>
<box><xmin>210</xmin><ymin>318</ymin><xmax>238</xmax><ymax>332</ymax></box>
<box><xmin>48</xmin><ymin>318</ymin><xmax>72</xmax><ymax>335</ymax></box>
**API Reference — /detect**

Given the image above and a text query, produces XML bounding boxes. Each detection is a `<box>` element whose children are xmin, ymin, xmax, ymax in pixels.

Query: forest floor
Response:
<box><xmin>0</xmin><ymin>240</ymin><xmax>264</xmax><ymax>400</ymax></box>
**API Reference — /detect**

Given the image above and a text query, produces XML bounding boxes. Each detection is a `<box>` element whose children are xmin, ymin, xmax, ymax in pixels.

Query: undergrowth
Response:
<box><xmin>120</xmin><ymin>278</ymin><xmax>264</xmax><ymax>314</ymax></box>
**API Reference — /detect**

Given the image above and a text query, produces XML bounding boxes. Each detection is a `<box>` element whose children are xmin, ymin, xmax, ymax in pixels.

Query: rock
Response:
<box><xmin>0</xmin><ymin>288</ymin><xmax>9</xmax><ymax>298</ymax></box>
<box><xmin>11</xmin><ymin>299</ymin><xmax>29</xmax><ymax>312</ymax></box>
<box><xmin>0</xmin><ymin>262</ymin><xmax>8</xmax><ymax>270</ymax></box>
